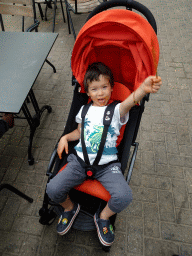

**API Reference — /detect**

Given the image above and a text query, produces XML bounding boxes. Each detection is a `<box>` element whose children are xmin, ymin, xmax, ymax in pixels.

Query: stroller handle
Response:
<box><xmin>86</xmin><ymin>0</ymin><xmax>157</xmax><ymax>34</ymax></box>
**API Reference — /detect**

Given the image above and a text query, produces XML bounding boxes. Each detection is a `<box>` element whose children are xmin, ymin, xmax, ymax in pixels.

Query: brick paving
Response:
<box><xmin>0</xmin><ymin>0</ymin><xmax>192</xmax><ymax>255</ymax></box>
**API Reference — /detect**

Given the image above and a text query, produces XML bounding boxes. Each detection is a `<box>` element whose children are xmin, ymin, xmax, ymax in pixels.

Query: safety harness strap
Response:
<box><xmin>81</xmin><ymin>101</ymin><xmax>119</xmax><ymax>167</ymax></box>
<box><xmin>81</xmin><ymin>101</ymin><xmax>92</xmax><ymax>165</ymax></box>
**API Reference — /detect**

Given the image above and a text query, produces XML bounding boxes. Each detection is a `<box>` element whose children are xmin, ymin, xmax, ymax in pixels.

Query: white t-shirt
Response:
<box><xmin>75</xmin><ymin>103</ymin><xmax>129</xmax><ymax>165</ymax></box>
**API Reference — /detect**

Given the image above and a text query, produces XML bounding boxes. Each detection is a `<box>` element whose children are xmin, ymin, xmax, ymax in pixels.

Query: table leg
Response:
<box><xmin>0</xmin><ymin>184</ymin><xmax>33</xmax><ymax>203</ymax></box>
<box><xmin>22</xmin><ymin>89</ymin><xmax>52</xmax><ymax>165</ymax></box>
<box><xmin>45</xmin><ymin>59</ymin><xmax>56</xmax><ymax>73</ymax></box>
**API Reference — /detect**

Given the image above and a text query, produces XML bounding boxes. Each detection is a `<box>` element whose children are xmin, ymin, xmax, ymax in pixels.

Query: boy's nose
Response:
<box><xmin>98</xmin><ymin>88</ymin><xmax>103</xmax><ymax>95</ymax></box>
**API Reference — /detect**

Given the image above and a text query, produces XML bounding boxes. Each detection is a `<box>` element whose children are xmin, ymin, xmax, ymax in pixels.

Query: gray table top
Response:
<box><xmin>0</xmin><ymin>31</ymin><xmax>58</xmax><ymax>113</ymax></box>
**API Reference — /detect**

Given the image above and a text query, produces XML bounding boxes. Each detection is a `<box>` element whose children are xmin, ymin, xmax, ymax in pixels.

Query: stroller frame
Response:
<box><xmin>39</xmin><ymin>0</ymin><xmax>158</xmax><ymax>251</ymax></box>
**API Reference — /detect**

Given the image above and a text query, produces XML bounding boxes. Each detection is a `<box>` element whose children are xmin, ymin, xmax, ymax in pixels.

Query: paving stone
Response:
<box><xmin>140</xmin><ymin>151</ymin><xmax>156</xmax><ymax>173</ymax></box>
<box><xmin>115</xmin><ymin>215</ymin><xmax>127</xmax><ymax>233</ymax></box>
<box><xmin>158</xmin><ymin>190</ymin><xmax>175</xmax><ymax>223</ymax></box>
<box><xmin>165</xmin><ymin>133</ymin><xmax>179</xmax><ymax>154</ymax></box>
<box><xmin>161</xmin><ymin>222</ymin><xmax>192</xmax><ymax>243</ymax></box>
<box><xmin>0</xmin><ymin>198</ymin><xmax>21</xmax><ymax>231</ymax></box>
<box><xmin>131</xmin><ymin>186</ymin><xmax>158</xmax><ymax>203</ymax></box>
<box><xmin>179</xmin><ymin>145</ymin><xmax>192</xmax><ymax>157</ymax></box>
<box><xmin>143</xmin><ymin>203</ymin><xmax>159</xmax><ymax>222</ymax></box>
<box><xmin>20</xmin><ymin>236</ymin><xmax>40</xmax><ymax>256</ymax></box>
<box><xmin>127</xmin><ymin>217</ymin><xmax>143</xmax><ymax>255</ymax></box>
<box><xmin>0</xmin><ymin>155</ymin><xmax>13</xmax><ymax>169</ymax></box>
<box><xmin>0</xmin><ymin>231</ymin><xmax>27</xmax><ymax>254</ymax></box>
<box><xmin>2</xmin><ymin>145</ymin><xmax>28</xmax><ymax>159</ymax></box>
<box><xmin>75</xmin><ymin>230</ymin><xmax>100</xmax><ymax>247</ymax></box>
<box><xmin>144</xmin><ymin>220</ymin><xmax>160</xmax><ymax>238</ymax></box>
<box><xmin>122</xmin><ymin>201</ymin><xmax>143</xmax><ymax>218</ymax></box>
<box><xmin>12</xmin><ymin>216</ymin><xmax>44</xmax><ymax>236</ymax></box>
<box><xmin>175</xmin><ymin>208</ymin><xmax>192</xmax><ymax>226</ymax></box>
<box><xmin>17</xmin><ymin>185</ymin><xmax>41</xmax><ymax>216</ymax></box>
<box><xmin>184</xmin><ymin>167</ymin><xmax>192</xmax><ymax>194</ymax></box>
<box><xmin>141</xmin><ymin>174</ymin><xmax>171</xmax><ymax>190</ymax></box>
<box><xmin>55</xmin><ymin>243</ymin><xmax>91</xmax><ymax>256</ymax></box>
<box><xmin>176</xmin><ymin>125</ymin><xmax>191</xmax><ymax>146</ymax></box>
<box><xmin>106</xmin><ymin>232</ymin><xmax>127</xmax><ymax>256</ymax></box>
<box><xmin>144</xmin><ymin>238</ymin><xmax>179</xmax><ymax>256</ymax></box>
<box><xmin>16</xmin><ymin>170</ymin><xmax>44</xmax><ymax>186</ymax></box>
<box><xmin>172</xmin><ymin>179</ymin><xmax>189</xmax><ymax>208</ymax></box>
<box><xmin>168</xmin><ymin>154</ymin><xmax>185</xmax><ymax>167</ymax></box>
<box><xmin>180</xmin><ymin>244</ymin><xmax>192</xmax><ymax>256</ymax></box>
<box><xmin>91</xmin><ymin>233</ymin><xmax>127</xmax><ymax>256</ymax></box>
<box><xmin>154</xmin><ymin>142</ymin><xmax>168</xmax><ymax>164</ymax></box>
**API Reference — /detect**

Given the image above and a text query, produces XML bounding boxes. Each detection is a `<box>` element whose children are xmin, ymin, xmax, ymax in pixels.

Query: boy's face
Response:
<box><xmin>87</xmin><ymin>75</ymin><xmax>113</xmax><ymax>107</ymax></box>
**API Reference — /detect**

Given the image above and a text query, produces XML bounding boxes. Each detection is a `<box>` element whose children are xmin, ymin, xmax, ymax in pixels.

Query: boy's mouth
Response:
<box><xmin>98</xmin><ymin>98</ymin><xmax>106</xmax><ymax>105</ymax></box>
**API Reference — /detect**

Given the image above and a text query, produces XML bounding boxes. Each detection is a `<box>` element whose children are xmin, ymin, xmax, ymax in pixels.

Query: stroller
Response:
<box><xmin>39</xmin><ymin>0</ymin><xmax>159</xmax><ymax>252</ymax></box>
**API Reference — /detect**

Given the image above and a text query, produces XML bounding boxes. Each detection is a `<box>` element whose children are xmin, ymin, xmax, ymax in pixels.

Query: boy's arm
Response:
<box><xmin>119</xmin><ymin>76</ymin><xmax>162</xmax><ymax>118</ymax></box>
<box><xmin>57</xmin><ymin>123</ymin><xmax>81</xmax><ymax>159</ymax></box>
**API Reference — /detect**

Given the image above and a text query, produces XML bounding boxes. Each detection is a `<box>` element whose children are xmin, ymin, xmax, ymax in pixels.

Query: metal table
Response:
<box><xmin>0</xmin><ymin>31</ymin><xmax>58</xmax><ymax>165</ymax></box>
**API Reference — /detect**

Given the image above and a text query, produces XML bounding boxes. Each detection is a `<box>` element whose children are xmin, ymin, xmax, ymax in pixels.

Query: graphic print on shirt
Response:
<box><xmin>76</xmin><ymin>118</ymin><xmax>118</xmax><ymax>155</ymax></box>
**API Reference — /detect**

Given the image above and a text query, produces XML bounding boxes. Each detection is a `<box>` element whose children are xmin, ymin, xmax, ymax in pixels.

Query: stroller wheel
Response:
<box><xmin>102</xmin><ymin>245</ymin><xmax>111</xmax><ymax>252</ymax></box>
<box><xmin>39</xmin><ymin>207</ymin><xmax>57</xmax><ymax>226</ymax></box>
<box><xmin>39</xmin><ymin>207</ymin><xmax>46</xmax><ymax>217</ymax></box>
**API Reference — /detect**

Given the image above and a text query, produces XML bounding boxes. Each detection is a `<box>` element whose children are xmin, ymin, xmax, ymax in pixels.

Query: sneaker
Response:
<box><xmin>57</xmin><ymin>203</ymin><xmax>80</xmax><ymax>235</ymax></box>
<box><xmin>94</xmin><ymin>210</ymin><xmax>115</xmax><ymax>246</ymax></box>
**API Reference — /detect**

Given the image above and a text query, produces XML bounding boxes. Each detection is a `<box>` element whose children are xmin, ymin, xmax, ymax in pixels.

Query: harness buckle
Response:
<box><xmin>85</xmin><ymin>166</ymin><xmax>96</xmax><ymax>179</ymax></box>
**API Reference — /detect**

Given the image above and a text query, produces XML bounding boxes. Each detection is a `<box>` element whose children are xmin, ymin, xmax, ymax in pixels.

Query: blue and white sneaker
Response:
<box><xmin>57</xmin><ymin>203</ymin><xmax>80</xmax><ymax>235</ymax></box>
<box><xmin>94</xmin><ymin>210</ymin><xmax>115</xmax><ymax>246</ymax></box>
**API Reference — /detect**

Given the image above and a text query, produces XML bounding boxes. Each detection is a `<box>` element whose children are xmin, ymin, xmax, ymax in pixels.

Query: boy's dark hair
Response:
<box><xmin>84</xmin><ymin>62</ymin><xmax>114</xmax><ymax>92</ymax></box>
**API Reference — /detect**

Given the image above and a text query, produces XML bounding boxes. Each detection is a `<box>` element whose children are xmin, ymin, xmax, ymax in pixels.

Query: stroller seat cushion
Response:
<box><xmin>58</xmin><ymin>163</ymin><xmax>111</xmax><ymax>201</ymax></box>
<box><xmin>74</xmin><ymin>179</ymin><xmax>111</xmax><ymax>202</ymax></box>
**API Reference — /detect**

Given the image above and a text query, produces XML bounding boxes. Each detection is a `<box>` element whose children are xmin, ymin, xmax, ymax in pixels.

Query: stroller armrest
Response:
<box><xmin>46</xmin><ymin>144</ymin><xmax>58</xmax><ymax>177</ymax></box>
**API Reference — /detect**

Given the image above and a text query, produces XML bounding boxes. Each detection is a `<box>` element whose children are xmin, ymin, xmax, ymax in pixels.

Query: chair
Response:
<box><xmin>64</xmin><ymin>0</ymin><xmax>100</xmax><ymax>39</ymax></box>
<box><xmin>35</xmin><ymin>0</ymin><xmax>66</xmax><ymax>32</ymax></box>
<box><xmin>0</xmin><ymin>0</ymin><xmax>56</xmax><ymax>77</ymax></box>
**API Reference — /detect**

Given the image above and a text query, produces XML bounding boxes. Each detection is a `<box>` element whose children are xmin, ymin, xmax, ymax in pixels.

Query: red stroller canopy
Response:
<box><xmin>71</xmin><ymin>9</ymin><xmax>159</xmax><ymax>93</ymax></box>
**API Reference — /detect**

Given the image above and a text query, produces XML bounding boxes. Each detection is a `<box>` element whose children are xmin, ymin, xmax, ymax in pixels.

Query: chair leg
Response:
<box><xmin>64</xmin><ymin>0</ymin><xmax>76</xmax><ymax>39</ymax></box>
<box><xmin>60</xmin><ymin>0</ymin><xmax>66</xmax><ymax>23</ymax></box>
<box><xmin>52</xmin><ymin>0</ymin><xmax>57</xmax><ymax>32</ymax></box>
<box><xmin>0</xmin><ymin>184</ymin><xmax>33</xmax><ymax>203</ymax></box>
<box><xmin>65</xmin><ymin>0</ymin><xmax>71</xmax><ymax>35</ymax></box>
<box><xmin>37</xmin><ymin>3</ymin><xmax>44</xmax><ymax>20</ymax></box>
<box><xmin>45</xmin><ymin>3</ymin><xmax>48</xmax><ymax>21</ymax></box>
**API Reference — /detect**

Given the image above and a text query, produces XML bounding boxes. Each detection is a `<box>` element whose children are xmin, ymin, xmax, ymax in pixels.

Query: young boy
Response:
<box><xmin>47</xmin><ymin>62</ymin><xmax>162</xmax><ymax>246</ymax></box>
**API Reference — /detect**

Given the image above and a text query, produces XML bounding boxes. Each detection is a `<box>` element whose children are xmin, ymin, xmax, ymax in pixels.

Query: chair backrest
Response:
<box><xmin>0</xmin><ymin>0</ymin><xmax>36</xmax><ymax>31</ymax></box>
<box><xmin>67</xmin><ymin>0</ymin><xmax>100</xmax><ymax>14</ymax></box>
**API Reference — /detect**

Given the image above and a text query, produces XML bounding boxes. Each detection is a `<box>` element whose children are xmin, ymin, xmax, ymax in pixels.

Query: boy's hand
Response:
<box><xmin>141</xmin><ymin>76</ymin><xmax>162</xmax><ymax>94</ymax></box>
<box><xmin>57</xmin><ymin>136</ymin><xmax>69</xmax><ymax>159</ymax></box>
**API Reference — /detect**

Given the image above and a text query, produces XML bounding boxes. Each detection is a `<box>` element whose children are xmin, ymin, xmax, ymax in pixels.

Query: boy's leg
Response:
<box><xmin>60</xmin><ymin>194</ymin><xmax>74</xmax><ymax>212</ymax></box>
<box><xmin>46</xmin><ymin>154</ymin><xmax>86</xmax><ymax>204</ymax></box>
<box><xmin>96</xmin><ymin>162</ymin><xmax>133</xmax><ymax>215</ymax></box>
<box><xmin>94</xmin><ymin>162</ymin><xmax>132</xmax><ymax>246</ymax></box>
<box><xmin>46</xmin><ymin>154</ymin><xmax>86</xmax><ymax>235</ymax></box>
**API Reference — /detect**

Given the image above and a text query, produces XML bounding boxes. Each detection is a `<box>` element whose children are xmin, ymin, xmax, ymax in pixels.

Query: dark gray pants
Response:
<box><xmin>46</xmin><ymin>154</ymin><xmax>132</xmax><ymax>213</ymax></box>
